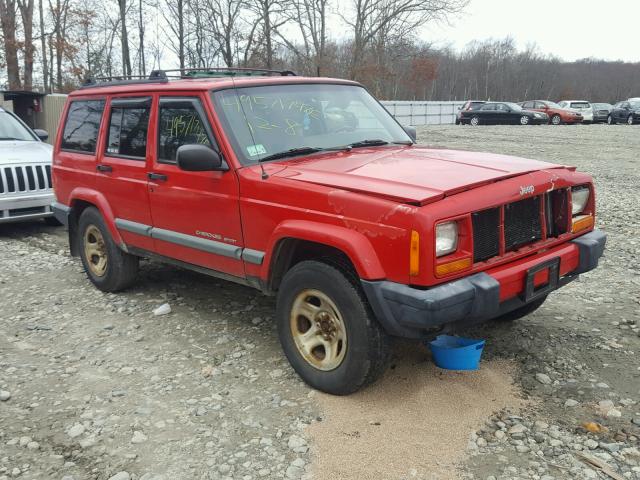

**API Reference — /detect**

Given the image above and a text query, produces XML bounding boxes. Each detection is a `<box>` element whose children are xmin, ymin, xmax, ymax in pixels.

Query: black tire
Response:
<box><xmin>276</xmin><ymin>260</ymin><xmax>391</xmax><ymax>395</ymax></box>
<box><xmin>496</xmin><ymin>295</ymin><xmax>547</xmax><ymax>322</ymax></box>
<box><xmin>77</xmin><ymin>207</ymin><xmax>138</xmax><ymax>292</ymax></box>
<box><xmin>550</xmin><ymin>114</ymin><xmax>562</xmax><ymax>125</ymax></box>
<box><xmin>44</xmin><ymin>216</ymin><xmax>63</xmax><ymax>226</ymax></box>
<box><xmin>469</xmin><ymin>115</ymin><xmax>480</xmax><ymax>126</ymax></box>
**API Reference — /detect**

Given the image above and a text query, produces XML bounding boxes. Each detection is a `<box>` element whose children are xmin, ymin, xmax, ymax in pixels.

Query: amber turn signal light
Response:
<box><xmin>435</xmin><ymin>257</ymin><xmax>472</xmax><ymax>277</ymax></box>
<box><xmin>571</xmin><ymin>214</ymin><xmax>594</xmax><ymax>234</ymax></box>
<box><xmin>409</xmin><ymin>230</ymin><xmax>420</xmax><ymax>276</ymax></box>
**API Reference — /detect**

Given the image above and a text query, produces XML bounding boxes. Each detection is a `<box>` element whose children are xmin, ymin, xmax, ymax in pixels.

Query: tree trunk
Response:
<box><xmin>38</xmin><ymin>0</ymin><xmax>48</xmax><ymax>92</ymax></box>
<box><xmin>0</xmin><ymin>0</ymin><xmax>22</xmax><ymax>89</ymax></box>
<box><xmin>119</xmin><ymin>0</ymin><xmax>132</xmax><ymax>77</ymax></box>
<box><xmin>138</xmin><ymin>0</ymin><xmax>145</xmax><ymax>75</ymax></box>
<box><xmin>263</xmin><ymin>0</ymin><xmax>272</xmax><ymax>69</ymax></box>
<box><xmin>18</xmin><ymin>0</ymin><xmax>35</xmax><ymax>90</ymax></box>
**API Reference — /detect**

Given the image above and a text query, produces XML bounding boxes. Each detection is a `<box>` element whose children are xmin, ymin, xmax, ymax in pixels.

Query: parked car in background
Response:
<box><xmin>455</xmin><ymin>100</ymin><xmax>485</xmax><ymax>125</ymax></box>
<box><xmin>519</xmin><ymin>100</ymin><xmax>583</xmax><ymax>125</ymax></box>
<box><xmin>460</xmin><ymin>102</ymin><xmax>548</xmax><ymax>126</ymax></box>
<box><xmin>591</xmin><ymin>103</ymin><xmax>613</xmax><ymax>124</ymax></box>
<box><xmin>608</xmin><ymin>100</ymin><xmax>640</xmax><ymax>125</ymax></box>
<box><xmin>0</xmin><ymin>107</ymin><xmax>58</xmax><ymax>225</ymax></box>
<box><xmin>558</xmin><ymin>101</ymin><xmax>593</xmax><ymax>123</ymax></box>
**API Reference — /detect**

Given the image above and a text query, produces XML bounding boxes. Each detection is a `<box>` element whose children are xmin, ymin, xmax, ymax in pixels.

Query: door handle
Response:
<box><xmin>96</xmin><ymin>164</ymin><xmax>112</xmax><ymax>172</ymax></box>
<box><xmin>148</xmin><ymin>172</ymin><xmax>168</xmax><ymax>181</ymax></box>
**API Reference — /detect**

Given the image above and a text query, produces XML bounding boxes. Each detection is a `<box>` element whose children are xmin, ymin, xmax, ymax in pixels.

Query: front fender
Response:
<box><xmin>261</xmin><ymin>219</ymin><xmax>386</xmax><ymax>281</ymax></box>
<box><xmin>68</xmin><ymin>187</ymin><xmax>124</xmax><ymax>247</ymax></box>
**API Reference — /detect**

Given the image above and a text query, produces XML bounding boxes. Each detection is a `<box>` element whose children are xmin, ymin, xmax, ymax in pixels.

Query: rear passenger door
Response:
<box><xmin>96</xmin><ymin>97</ymin><xmax>154</xmax><ymax>251</ymax></box>
<box><xmin>146</xmin><ymin>95</ymin><xmax>244</xmax><ymax>277</ymax></box>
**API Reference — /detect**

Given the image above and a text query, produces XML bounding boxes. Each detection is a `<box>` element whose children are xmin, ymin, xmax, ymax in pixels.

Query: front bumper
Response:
<box><xmin>0</xmin><ymin>193</ymin><xmax>55</xmax><ymax>224</ymax></box>
<box><xmin>362</xmin><ymin>230</ymin><xmax>606</xmax><ymax>338</ymax></box>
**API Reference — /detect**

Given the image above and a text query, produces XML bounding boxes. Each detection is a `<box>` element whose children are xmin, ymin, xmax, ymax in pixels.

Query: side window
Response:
<box><xmin>106</xmin><ymin>98</ymin><xmax>151</xmax><ymax>159</ymax></box>
<box><xmin>534</xmin><ymin>102</ymin><xmax>546</xmax><ymax>109</ymax></box>
<box><xmin>61</xmin><ymin>100</ymin><xmax>105</xmax><ymax>153</ymax></box>
<box><xmin>496</xmin><ymin>103</ymin><xmax>508</xmax><ymax>112</ymax></box>
<box><xmin>480</xmin><ymin>104</ymin><xmax>495</xmax><ymax>111</ymax></box>
<box><xmin>523</xmin><ymin>102</ymin><xmax>534</xmax><ymax>109</ymax></box>
<box><xmin>158</xmin><ymin>99</ymin><xmax>213</xmax><ymax>163</ymax></box>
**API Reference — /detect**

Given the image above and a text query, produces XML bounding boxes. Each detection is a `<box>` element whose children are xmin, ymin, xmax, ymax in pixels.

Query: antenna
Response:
<box><xmin>231</xmin><ymin>75</ymin><xmax>269</xmax><ymax>180</ymax></box>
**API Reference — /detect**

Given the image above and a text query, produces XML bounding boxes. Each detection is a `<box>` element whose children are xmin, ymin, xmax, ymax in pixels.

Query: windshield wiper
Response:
<box><xmin>347</xmin><ymin>139</ymin><xmax>413</xmax><ymax>148</ymax></box>
<box><xmin>258</xmin><ymin>145</ymin><xmax>351</xmax><ymax>163</ymax></box>
<box><xmin>0</xmin><ymin>137</ymin><xmax>27</xmax><ymax>141</ymax></box>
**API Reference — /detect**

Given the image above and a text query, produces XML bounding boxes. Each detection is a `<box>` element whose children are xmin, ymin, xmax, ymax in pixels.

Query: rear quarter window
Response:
<box><xmin>61</xmin><ymin>100</ymin><xmax>105</xmax><ymax>153</ymax></box>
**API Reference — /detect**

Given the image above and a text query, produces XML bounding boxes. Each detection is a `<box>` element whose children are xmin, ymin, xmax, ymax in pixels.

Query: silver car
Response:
<box><xmin>558</xmin><ymin>100</ymin><xmax>594</xmax><ymax>124</ymax></box>
<box><xmin>0</xmin><ymin>107</ymin><xmax>58</xmax><ymax>224</ymax></box>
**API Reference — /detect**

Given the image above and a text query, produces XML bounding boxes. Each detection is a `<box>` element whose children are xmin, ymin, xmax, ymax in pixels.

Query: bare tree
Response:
<box><xmin>199</xmin><ymin>0</ymin><xmax>245</xmax><ymax>67</ymax></box>
<box><xmin>162</xmin><ymin>0</ymin><xmax>186</xmax><ymax>71</ymax></box>
<box><xmin>278</xmin><ymin>0</ymin><xmax>327</xmax><ymax>75</ymax></box>
<box><xmin>17</xmin><ymin>0</ymin><xmax>35</xmax><ymax>89</ymax></box>
<box><xmin>38</xmin><ymin>0</ymin><xmax>49</xmax><ymax>91</ymax></box>
<box><xmin>117</xmin><ymin>0</ymin><xmax>132</xmax><ymax>76</ymax></box>
<box><xmin>0</xmin><ymin>0</ymin><xmax>22</xmax><ymax>88</ymax></box>
<box><xmin>248</xmin><ymin>0</ymin><xmax>289</xmax><ymax>69</ymax></box>
<box><xmin>342</xmin><ymin>0</ymin><xmax>467</xmax><ymax>80</ymax></box>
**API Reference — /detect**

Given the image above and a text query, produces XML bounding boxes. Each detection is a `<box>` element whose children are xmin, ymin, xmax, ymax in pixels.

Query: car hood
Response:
<box><xmin>0</xmin><ymin>140</ymin><xmax>52</xmax><ymax>165</ymax></box>
<box><xmin>273</xmin><ymin>146</ymin><xmax>567</xmax><ymax>205</ymax></box>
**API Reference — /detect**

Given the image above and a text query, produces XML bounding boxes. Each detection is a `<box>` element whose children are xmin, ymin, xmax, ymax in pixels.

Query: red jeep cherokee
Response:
<box><xmin>52</xmin><ymin>69</ymin><xmax>606</xmax><ymax>395</ymax></box>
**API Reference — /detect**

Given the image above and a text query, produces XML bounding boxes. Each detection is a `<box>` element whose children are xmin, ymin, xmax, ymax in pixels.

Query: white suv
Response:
<box><xmin>558</xmin><ymin>100</ymin><xmax>594</xmax><ymax>124</ymax></box>
<box><xmin>0</xmin><ymin>107</ymin><xmax>58</xmax><ymax>224</ymax></box>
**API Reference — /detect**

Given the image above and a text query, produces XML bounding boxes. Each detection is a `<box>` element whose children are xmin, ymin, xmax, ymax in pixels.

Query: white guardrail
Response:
<box><xmin>381</xmin><ymin>100</ymin><xmax>466</xmax><ymax>126</ymax></box>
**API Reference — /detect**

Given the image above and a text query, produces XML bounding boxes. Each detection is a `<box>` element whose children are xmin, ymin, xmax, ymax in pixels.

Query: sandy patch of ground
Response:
<box><xmin>307</xmin><ymin>342</ymin><xmax>525</xmax><ymax>480</ymax></box>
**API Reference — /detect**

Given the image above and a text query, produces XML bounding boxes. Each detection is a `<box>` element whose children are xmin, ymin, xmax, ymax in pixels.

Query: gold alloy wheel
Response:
<box><xmin>83</xmin><ymin>224</ymin><xmax>108</xmax><ymax>277</ymax></box>
<box><xmin>290</xmin><ymin>289</ymin><xmax>347</xmax><ymax>371</ymax></box>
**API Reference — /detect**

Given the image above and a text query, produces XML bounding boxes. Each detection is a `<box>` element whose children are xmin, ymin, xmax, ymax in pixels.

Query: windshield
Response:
<box><xmin>0</xmin><ymin>110</ymin><xmax>37</xmax><ymax>141</ymax></box>
<box><xmin>631</xmin><ymin>101</ymin><xmax>640</xmax><ymax>109</ymax></box>
<box><xmin>570</xmin><ymin>102</ymin><xmax>591</xmax><ymax>109</ymax></box>
<box><xmin>211</xmin><ymin>84</ymin><xmax>411</xmax><ymax>164</ymax></box>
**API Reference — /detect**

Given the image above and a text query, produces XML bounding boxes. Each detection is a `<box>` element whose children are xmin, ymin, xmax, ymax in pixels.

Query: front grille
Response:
<box><xmin>471</xmin><ymin>191</ymin><xmax>568</xmax><ymax>263</ymax></box>
<box><xmin>0</xmin><ymin>165</ymin><xmax>52</xmax><ymax>194</ymax></box>
<box><xmin>472</xmin><ymin>207</ymin><xmax>500</xmax><ymax>262</ymax></box>
<box><xmin>504</xmin><ymin>196</ymin><xmax>542</xmax><ymax>251</ymax></box>
<box><xmin>9</xmin><ymin>206</ymin><xmax>46</xmax><ymax>217</ymax></box>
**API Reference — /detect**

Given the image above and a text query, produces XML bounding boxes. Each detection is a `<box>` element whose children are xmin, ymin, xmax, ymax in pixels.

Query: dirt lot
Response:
<box><xmin>1</xmin><ymin>124</ymin><xmax>639</xmax><ymax>480</ymax></box>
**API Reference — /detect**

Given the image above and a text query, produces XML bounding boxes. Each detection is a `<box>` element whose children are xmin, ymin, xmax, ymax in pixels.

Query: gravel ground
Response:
<box><xmin>1</xmin><ymin>124</ymin><xmax>639</xmax><ymax>480</ymax></box>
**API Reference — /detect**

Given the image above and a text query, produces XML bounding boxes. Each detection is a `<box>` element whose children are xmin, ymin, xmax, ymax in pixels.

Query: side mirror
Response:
<box><xmin>33</xmin><ymin>129</ymin><xmax>48</xmax><ymax>141</ymax></box>
<box><xmin>403</xmin><ymin>125</ymin><xmax>417</xmax><ymax>143</ymax></box>
<box><xmin>176</xmin><ymin>144</ymin><xmax>224</xmax><ymax>171</ymax></box>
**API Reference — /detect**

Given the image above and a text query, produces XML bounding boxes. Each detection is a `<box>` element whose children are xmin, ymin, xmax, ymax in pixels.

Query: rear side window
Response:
<box><xmin>61</xmin><ymin>100</ymin><xmax>105</xmax><ymax>153</ymax></box>
<box><xmin>106</xmin><ymin>98</ymin><xmax>151</xmax><ymax>159</ymax></box>
<box><xmin>158</xmin><ymin>99</ymin><xmax>213</xmax><ymax>163</ymax></box>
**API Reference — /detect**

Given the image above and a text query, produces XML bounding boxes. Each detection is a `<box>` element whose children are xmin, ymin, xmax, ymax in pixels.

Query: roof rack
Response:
<box><xmin>80</xmin><ymin>67</ymin><xmax>296</xmax><ymax>89</ymax></box>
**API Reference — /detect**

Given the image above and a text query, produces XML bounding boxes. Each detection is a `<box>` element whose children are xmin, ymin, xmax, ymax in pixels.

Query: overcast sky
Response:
<box><xmin>420</xmin><ymin>0</ymin><xmax>639</xmax><ymax>62</ymax></box>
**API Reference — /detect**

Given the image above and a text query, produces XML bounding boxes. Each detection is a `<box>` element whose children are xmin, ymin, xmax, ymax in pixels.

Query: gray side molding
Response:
<box><xmin>115</xmin><ymin>218</ymin><xmax>153</xmax><ymax>237</ymax></box>
<box><xmin>241</xmin><ymin>248</ymin><xmax>265</xmax><ymax>265</ymax></box>
<box><xmin>151</xmin><ymin>227</ymin><xmax>242</xmax><ymax>259</ymax></box>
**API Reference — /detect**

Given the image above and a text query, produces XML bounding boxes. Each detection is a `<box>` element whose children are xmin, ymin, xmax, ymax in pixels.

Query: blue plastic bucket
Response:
<box><xmin>428</xmin><ymin>335</ymin><xmax>485</xmax><ymax>371</ymax></box>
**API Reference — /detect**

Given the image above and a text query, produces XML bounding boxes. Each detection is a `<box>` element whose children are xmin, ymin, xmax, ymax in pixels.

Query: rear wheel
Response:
<box><xmin>520</xmin><ymin>115</ymin><xmax>530</xmax><ymax>125</ymax></box>
<box><xmin>469</xmin><ymin>115</ymin><xmax>480</xmax><ymax>126</ymax></box>
<box><xmin>276</xmin><ymin>260</ymin><xmax>391</xmax><ymax>395</ymax></box>
<box><xmin>550</xmin><ymin>114</ymin><xmax>562</xmax><ymax>125</ymax></box>
<box><xmin>77</xmin><ymin>207</ymin><xmax>138</xmax><ymax>292</ymax></box>
<box><xmin>496</xmin><ymin>296</ymin><xmax>547</xmax><ymax>322</ymax></box>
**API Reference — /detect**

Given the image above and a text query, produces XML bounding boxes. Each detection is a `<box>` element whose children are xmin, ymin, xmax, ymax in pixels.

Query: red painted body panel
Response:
<box><xmin>53</xmin><ymin>76</ymin><xmax>598</xmax><ymax>309</ymax></box>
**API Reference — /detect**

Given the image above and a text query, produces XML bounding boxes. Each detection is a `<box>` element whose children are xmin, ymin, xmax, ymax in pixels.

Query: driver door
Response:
<box><xmin>147</xmin><ymin>95</ymin><xmax>245</xmax><ymax>277</ymax></box>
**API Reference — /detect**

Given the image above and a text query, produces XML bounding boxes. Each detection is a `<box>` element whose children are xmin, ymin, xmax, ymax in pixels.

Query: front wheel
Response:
<box><xmin>77</xmin><ymin>207</ymin><xmax>139</xmax><ymax>292</ymax></box>
<box><xmin>520</xmin><ymin>115</ymin><xmax>530</xmax><ymax>125</ymax></box>
<box><xmin>628</xmin><ymin>115</ymin><xmax>634</xmax><ymax>125</ymax></box>
<box><xmin>469</xmin><ymin>115</ymin><xmax>480</xmax><ymax>126</ymax></box>
<box><xmin>276</xmin><ymin>261</ymin><xmax>391</xmax><ymax>395</ymax></box>
<box><xmin>607</xmin><ymin>115</ymin><xmax>614</xmax><ymax>125</ymax></box>
<box><xmin>550</xmin><ymin>114</ymin><xmax>562</xmax><ymax>125</ymax></box>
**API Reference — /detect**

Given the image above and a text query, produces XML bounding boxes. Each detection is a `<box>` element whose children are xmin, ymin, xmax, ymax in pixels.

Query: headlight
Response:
<box><xmin>571</xmin><ymin>186</ymin><xmax>590</xmax><ymax>215</ymax></box>
<box><xmin>436</xmin><ymin>221</ymin><xmax>458</xmax><ymax>257</ymax></box>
